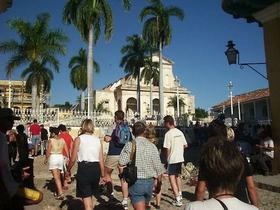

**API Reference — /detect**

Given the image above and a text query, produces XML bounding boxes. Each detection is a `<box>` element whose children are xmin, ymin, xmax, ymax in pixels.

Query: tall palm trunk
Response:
<box><xmin>159</xmin><ymin>41</ymin><xmax>164</xmax><ymax>117</ymax></box>
<box><xmin>81</xmin><ymin>90</ymin><xmax>85</xmax><ymax>111</ymax></box>
<box><xmin>87</xmin><ymin>27</ymin><xmax>94</xmax><ymax>117</ymax></box>
<box><xmin>137</xmin><ymin>68</ymin><xmax>141</xmax><ymax>118</ymax></box>
<box><xmin>150</xmin><ymin>80</ymin><xmax>153</xmax><ymax>115</ymax></box>
<box><xmin>31</xmin><ymin>80</ymin><xmax>37</xmax><ymax>115</ymax></box>
<box><xmin>149</xmin><ymin>52</ymin><xmax>153</xmax><ymax>115</ymax></box>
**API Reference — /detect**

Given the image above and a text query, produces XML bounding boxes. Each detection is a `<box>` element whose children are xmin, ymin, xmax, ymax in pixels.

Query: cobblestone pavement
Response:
<box><xmin>26</xmin><ymin>156</ymin><xmax>280</xmax><ymax>210</ymax></box>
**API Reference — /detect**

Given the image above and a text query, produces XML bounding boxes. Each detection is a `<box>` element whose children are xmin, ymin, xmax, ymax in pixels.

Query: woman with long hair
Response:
<box><xmin>67</xmin><ymin>119</ymin><xmax>105</xmax><ymax>210</ymax></box>
<box><xmin>45</xmin><ymin>127</ymin><xmax>69</xmax><ymax>199</ymax></box>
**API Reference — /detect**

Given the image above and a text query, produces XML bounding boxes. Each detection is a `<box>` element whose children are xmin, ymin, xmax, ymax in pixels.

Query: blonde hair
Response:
<box><xmin>145</xmin><ymin>125</ymin><xmax>158</xmax><ymax>145</ymax></box>
<box><xmin>226</xmin><ymin>127</ymin><xmax>235</xmax><ymax>142</ymax></box>
<box><xmin>80</xmin><ymin>119</ymin><xmax>94</xmax><ymax>134</ymax></box>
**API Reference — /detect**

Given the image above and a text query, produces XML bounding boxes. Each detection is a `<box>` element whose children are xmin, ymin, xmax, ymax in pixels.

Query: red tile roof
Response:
<box><xmin>212</xmin><ymin>88</ymin><xmax>269</xmax><ymax>110</ymax></box>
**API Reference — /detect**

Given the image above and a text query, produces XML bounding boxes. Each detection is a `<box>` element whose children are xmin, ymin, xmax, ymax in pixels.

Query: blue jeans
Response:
<box><xmin>129</xmin><ymin>178</ymin><xmax>154</xmax><ymax>205</ymax></box>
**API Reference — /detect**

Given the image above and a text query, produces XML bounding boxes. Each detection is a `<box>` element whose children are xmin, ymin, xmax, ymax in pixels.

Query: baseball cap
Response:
<box><xmin>0</xmin><ymin>108</ymin><xmax>20</xmax><ymax>120</ymax></box>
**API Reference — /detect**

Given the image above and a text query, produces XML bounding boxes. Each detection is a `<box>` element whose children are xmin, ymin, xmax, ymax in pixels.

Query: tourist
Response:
<box><xmin>40</xmin><ymin>124</ymin><xmax>48</xmax><ymax>156</ymax></box>
<box><xmin>251</xmin><ymin>128</ymin><xmax>274</xmax><ymax>176</ymax></box>
<box><xmin>119</xmin><ymin>121</ymin><xmax>165</xmax><ymax>210</ymax></box>
<box><xmin>185</xmin><ymin>139</ymin><xmax>259</xmax><ymax>210</ymax></box>
<box><xmin>45</xmin><ymin>127</ymin><xmax>69</xmax><ymax>200</ymax></box>
<box><xmin>145</xmin><ymin>124</ymin><xmax>164</xmax><ymax>209</ymax></box>
<box><xmin>195</xmin><ymin>120</ymin><xmax>259</xmax><ymax>207</ymax></box>
<box><xmin>16</xmin><ymin>124</ymin><xmax>35</xmax><ymax>189</ymax></box>
<box><xmin>30</xmin><ymin>119</ymin><xmax>41</xmax><ymax>156</ymax></box>
<box><xmin>15</xmin><ymin>125</ymin><xmax>29</xmax><ymax>166</ymax></box>
<box><xmin>58</xmin><ymin>124</ymin><xmax>73</xmax><ymax>189</ymax></box>
<box><xmin>7</xmin><ymin>129</ymin><xmax>18</xmax><ymax>166</ymax></box>
<box><xmin>103</xmin><ymin>110</ymin><xmax>131</xmax><ymax>209</ymax></box>
<box><xmin>67</xmin><ymin>119</ymin><xmax>105</xmax><ymax>210</ymax></box>
<box><xmin>163</xmin><ymin>115</ymin><xmax>188</xmax><ymax>207</ymax></box>
<box><xmin>0</xmin><ymin>108</ymin><xmax>23</xmax><ymax>209</ymax></box>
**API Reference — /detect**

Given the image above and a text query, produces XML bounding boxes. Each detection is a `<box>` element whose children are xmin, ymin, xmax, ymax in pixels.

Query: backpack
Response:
<box><xmin>114</xmin><ymin>122</ymin><xmax>131</xmax><ymax>147</ymax></box>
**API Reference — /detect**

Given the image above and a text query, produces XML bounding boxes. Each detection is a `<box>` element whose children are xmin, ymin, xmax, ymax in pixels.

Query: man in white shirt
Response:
<box><xmin>253</xmin><ymin>129</ymin><xmax>274</xmax><ymax>176</ymax></box>
<box><xmin>163</xmin><ymin>115</ymin><xmax>187</xmax><ymax>207</ymax></box>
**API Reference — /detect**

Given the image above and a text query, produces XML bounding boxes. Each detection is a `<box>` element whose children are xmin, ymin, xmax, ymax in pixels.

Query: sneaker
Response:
<box><xmin>172</xmin><ymin>200</ymin><xmax>183</xmax><ymax>207</ymax></box>
<box><xmin>121</xmin><ymin>200</ymin><xmax>128</xmax><ymax>210</ymax></box>
<box><xmin>179</xmin><ymin>195</ymin><xmax>183</xmax><ymax>201</ymax></box>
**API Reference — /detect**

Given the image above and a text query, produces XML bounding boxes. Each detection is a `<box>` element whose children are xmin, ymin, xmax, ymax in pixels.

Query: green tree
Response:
<box><xmin>120</xmin><ymin>34</ymin><xmax>150</xmax><ymax>117</ymax></box>
<box><xmin>69</xmin><ymin>48</ymin><xmax>100</xmax><ymax>111</ymax></box>
<box><xmin>63</xmin><ymin>0</ymin><xmax>131</xmax><ymax>115</ymax></box>
<box><xmin>139</xmin><ymin>0</ymin><xmax>184</xmax><ymax>116</ymax></box>
<box><xmin>0</xmin><ymin>13</ymin><xmax>68</xmax><ymax>111</ymax></box>
<box><xmin>195</xmin><ymin>107</ymin><xmax>209</xmax><ymax>119</ymax></box>
<box><xmin>167</xmin><ymin>95</ymin><xmax>185</xmax><ymax>116</ymax></box>
<box><xmin>140</xmin><ymin>57</ymin><xmax>159</xmax><ymax>114</ymax></box>
<box><xmin>95</xmin><ymin>100</ymin><xmax>110</xmax><ymax>113</ymax></box>
<box><xmin>54</xmin><ymin>101</ymin><xmax>72</xmax><ymax>110</ymax></box>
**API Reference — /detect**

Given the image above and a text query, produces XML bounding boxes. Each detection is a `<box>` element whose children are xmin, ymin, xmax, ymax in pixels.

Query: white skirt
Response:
<box><xmin>49</xmin><ymin>154</ymin><xmax>64</xmax><ymax>171</ymax></box>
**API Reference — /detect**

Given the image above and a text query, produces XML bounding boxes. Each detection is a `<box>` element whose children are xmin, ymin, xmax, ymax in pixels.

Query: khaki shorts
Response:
<box><xmin>105</xmin><ymin>155</ymin><xmax>120</xmax><ymax>169</ymax></box>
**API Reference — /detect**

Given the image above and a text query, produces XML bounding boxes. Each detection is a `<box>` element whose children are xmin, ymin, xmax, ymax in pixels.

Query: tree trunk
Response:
<box><xmin>31</xmin><ymin>80</ymin><xmax>37</xmax><ymax>115</ymax></box>
<box><xmin>159</xmin><ymin>41</ymin><xmax>164</xmax><ymax>117</ymax></box>
<box><xmin>81</xmin><ymin>90</ymin><xmax>85</xmax><ymax>111</ymax></box>
<box><xmin>150</xmin><ymin>80</ymin><xmax>153</xmax><ymax>115</ymax></box>
<box><xmin>137</xmin><ymin>69</ymin><xmax>141</xmax><ymax>118</ymax></box>
<box><xmin>87</xmin><ymin>26</ymin><xmax>94</xmax><ymax>117</ymax></box>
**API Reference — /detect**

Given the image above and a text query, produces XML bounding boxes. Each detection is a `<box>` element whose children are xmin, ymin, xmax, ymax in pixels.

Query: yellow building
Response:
<box><xmin>0</xmin><ymin>80</ymin><xmax>32</xmax><ymax>110</ymax></box>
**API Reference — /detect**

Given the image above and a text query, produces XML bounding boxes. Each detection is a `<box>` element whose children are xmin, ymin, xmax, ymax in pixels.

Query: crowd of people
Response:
<box><xmin>0</xmin><ymin>108</ymin><xmax>273</xmax><ymax>210</ymax></box>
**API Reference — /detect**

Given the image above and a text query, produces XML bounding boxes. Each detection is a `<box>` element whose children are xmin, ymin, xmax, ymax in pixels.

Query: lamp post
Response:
<box><xmin>174</xmin><ymin>76</ymin><xmax>180</xmax><ymax>119</ymax></box>
<box><xmin>227</xmin><ymin>81</ymin><xmax>234</xmax><ymax>124</ymax></box>
<box><xmin>225</xmin><ymin>40</ymin><xmax>267</xmax><ymax>80</ymax></box>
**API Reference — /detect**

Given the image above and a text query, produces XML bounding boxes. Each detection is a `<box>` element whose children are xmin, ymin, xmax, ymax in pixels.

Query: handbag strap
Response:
<box><xmin>130</xmin><ymin>140</ymin><xmax>136</xmax><ymax>166</ymax></box>
<box><xmin>214</xmin><ymin>198</ymin><xmax>229</xmax><ymax>210</ymax></box>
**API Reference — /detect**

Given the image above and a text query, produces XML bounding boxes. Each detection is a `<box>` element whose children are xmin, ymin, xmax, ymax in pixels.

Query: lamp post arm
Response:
<box><xmin>239</xmin><ymin>63</ymin><xmax>268</xmax><ymax>80</ymax></box>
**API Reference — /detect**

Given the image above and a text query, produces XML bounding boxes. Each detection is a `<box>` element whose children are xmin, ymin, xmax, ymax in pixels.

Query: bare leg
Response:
<box><xmin>155</xmin><ymin>188</ymin><xmax>162</xmax><ymax>206</ymax></box>
<box><xmin>133</xmin><ymin>200</ymin><xmax>146</xmax><ymax>210</ymax></box>
<box><xmin>83</xmin><ymin>197</ymin><xmax>93</xmax><ymax>210</ymax></box>
<box><xmin>118</xmin><ymin>166</ymin><xmax>129</xmax><ymax>199</ymax></box>
<box><xmin>104</xmin><ymin>166</ymin><xmax>114</xmax><ymax>195</ymax></box>
<box><xmin>176</xmin><ymin>176</ymin><xmax>182</xmax><ymax>195</ymax></box>
<box><xmin>169</xmin><ymin>175</ymin><xmax>179</xmax><ymax>198</ymax></box>
<box><xmin>51</xmin><ymin>169</ymin><xmax>63</xmax><ymax>195</ymax></box>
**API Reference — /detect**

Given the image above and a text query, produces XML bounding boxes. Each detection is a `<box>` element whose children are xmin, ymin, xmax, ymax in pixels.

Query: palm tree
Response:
<box><xmin>95</xmin><ymin>100</ymin><xmax>110</xmax><ymax>113</ymax></box>
<box><xmin>140</xmin><ymin>57</ymin><xmax>159</xmax><ymax>115</ymax></box>
<box><xmin>139</xmin><ymin>0</ymin><xmax>184</xmax><ymax>116</ymax></box>
<box><xmin>0</xmin><ymin>13</ymin><xmax>68</xmax><ymax>111</ymax></box>
<box><xmin>167</xmin><ymin>95</ymin><xmax>185</xmax><ymax>116</ymax></box>
<box><xmin>120</xmin><ymin>34</ymin><xmax>150</xmax><ymax>117</ymax></box>
<box><xmin>63</xmin><ymin>0</ymin><xmax>131</xmax><ymax>116</ymax></box>
<box><xmin>69</xmin><ymin>48</ymin><xmax>100</xmax><ymax>111</ymax></box>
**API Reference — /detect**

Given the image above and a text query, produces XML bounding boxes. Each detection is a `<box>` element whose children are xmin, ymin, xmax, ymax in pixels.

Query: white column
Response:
<box><xmin>238</xmin><ymin>99</ymin><xmax>241</xmax><ymax>121</ymax></box>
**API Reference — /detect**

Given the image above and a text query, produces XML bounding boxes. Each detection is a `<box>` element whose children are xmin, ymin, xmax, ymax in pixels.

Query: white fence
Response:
<box><xmin>12</xmin><ymin>108</ymin><xmax>114</xmax><ymax>128</ymax></box>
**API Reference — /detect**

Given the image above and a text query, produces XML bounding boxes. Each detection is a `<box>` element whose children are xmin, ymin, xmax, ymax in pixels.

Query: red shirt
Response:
<box><xmin>30</xmin><ymin>123</ymin><xmax>41</xmax><ymax>135</ymax></box>
<box><xmin>59</xmin><ymin>131</ymin><xmax>73</xmax><ymax>157</ymax></box>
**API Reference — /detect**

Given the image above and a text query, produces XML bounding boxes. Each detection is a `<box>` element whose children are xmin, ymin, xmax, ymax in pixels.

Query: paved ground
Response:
<box><xmin>25</xmin><ymin>156</ymin><xmax>280</xmax><ymax>210</ymax></box>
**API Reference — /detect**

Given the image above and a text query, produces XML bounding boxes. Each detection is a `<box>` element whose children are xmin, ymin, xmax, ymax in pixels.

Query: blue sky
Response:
<box><xmin>0</xmin><ymin>0</ymin><xmax>268</xmax><ymax>110</ymax></box>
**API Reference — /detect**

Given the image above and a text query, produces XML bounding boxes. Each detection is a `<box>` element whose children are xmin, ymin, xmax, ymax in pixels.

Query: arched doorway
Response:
<box><xmin>153</xmin><ymin>99</ymin><xmax>159</xmax><ymax>115</ymax></box>
<box><xmin>126</xmin><ymin>97</ymin><xmax>137</xmax><ymax>117</ymax></box>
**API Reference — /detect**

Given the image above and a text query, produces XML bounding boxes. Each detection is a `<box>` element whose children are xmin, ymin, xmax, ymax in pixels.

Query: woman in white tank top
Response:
<box><xmin>67</xmin><ymin>119</ymin><xmax>105</xmax><ymax>210</ymax></box>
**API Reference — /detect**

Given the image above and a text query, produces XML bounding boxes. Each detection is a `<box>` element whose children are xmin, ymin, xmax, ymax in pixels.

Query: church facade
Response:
<box><xmin>95</xmin><ymin>56</ymin><xmax>195</xmax><ymax>119</ymax></box>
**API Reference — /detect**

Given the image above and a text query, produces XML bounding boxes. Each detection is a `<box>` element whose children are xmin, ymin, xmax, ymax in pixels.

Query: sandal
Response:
<box><xmin>55</xmin><ymin>193</ymin><xmax>64</xmax><ymax>200</ymax></box>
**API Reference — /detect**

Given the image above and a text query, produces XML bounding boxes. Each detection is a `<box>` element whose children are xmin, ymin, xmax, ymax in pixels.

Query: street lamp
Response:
<box><xmin>174</xmin><ymin>76</ymin><xmax>180</xmax><ymax>119</ymax></box>
<box><xmin>227</xmin><ymin>81</ymin><xmax>234</xmax><ymax>123</ymax></box>
<box><xmin>225</xmin><ymin>40</ymin><xmax>267</xmax><ymax>80</ymax></box>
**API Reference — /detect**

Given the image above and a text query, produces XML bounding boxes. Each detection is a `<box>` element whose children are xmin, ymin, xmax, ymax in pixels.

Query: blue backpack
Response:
<box><xmin>114</xmin><ymin>122</ymin><xmax>131</xmax><ymax>147</ymax></box>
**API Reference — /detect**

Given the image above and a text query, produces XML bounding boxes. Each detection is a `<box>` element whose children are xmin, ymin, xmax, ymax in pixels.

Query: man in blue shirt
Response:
<box><xmin>104</xmin><ymin>110</ymin><xmax>131</xmax><ymax>209</ymax></box>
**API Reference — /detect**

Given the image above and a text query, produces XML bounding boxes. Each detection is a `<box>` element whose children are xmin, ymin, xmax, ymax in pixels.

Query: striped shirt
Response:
<box><xmin>119</xmin><ymin>136</ymin><xmax>165</xmax><ymax>179</ymax></box>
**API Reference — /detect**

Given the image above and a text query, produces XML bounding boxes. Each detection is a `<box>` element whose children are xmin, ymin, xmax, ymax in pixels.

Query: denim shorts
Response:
<box><xmin>129</xmin><ymin>178</ymin><xmax>154</xmax><ymax>205</ymax></box>
<box><xmin>31</xmin><ymin>135</ymin><xmax>41</xmax><ymax>146</ymax></box>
